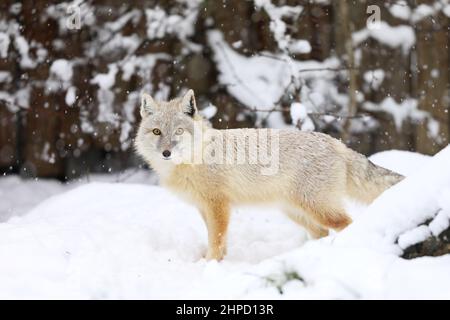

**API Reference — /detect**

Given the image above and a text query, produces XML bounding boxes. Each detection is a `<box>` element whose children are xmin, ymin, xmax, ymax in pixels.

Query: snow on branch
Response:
<box><xmin>208</xmin><ymin>30</ymin><xmax>349</xmax><ymax>129</ymax></box>
<box><xmin>254</xmin><ymin>0</ymin><xmax>309</xmax><ymax>54</ymax></box>
<box><xmin>352</xmin><ymin>21</ymin><xmax>415</xmax><ymax>55</ymax></box>
<box><xmin>363</xmin><ymin>98</ymin><xmax>442</xmax><ymax>140</ymax></box>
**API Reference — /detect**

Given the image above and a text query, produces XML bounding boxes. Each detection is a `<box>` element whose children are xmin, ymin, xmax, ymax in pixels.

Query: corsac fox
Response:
<box><xmin>135</xmin><ymin>89</ymin><xmax>403</xmax><ymax>260</ymax></box>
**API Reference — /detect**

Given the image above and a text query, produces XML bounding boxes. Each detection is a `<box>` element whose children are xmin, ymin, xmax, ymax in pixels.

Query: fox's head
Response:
<box><xmin>135</xmin><ymin>89</ymin><xmax>203</xmax><ymax>165</ymax></box>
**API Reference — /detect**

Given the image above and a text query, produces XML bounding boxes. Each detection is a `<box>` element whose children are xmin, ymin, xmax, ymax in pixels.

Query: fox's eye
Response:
<box><xmin>152</xmin><ymin>128</ymin><xmax>161</xmax><ymax>135</ymax></box>
<box><xmin>175</xmin><ymin>128</ymin><xmax>184</xmax><ymax>135</ymax></box>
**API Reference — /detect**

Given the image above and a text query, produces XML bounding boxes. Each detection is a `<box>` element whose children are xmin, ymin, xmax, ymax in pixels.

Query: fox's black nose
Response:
<box><xmin>162</xmin><ymin>150</ymin><xmax>171</xmax><ymax>158</ymax></box>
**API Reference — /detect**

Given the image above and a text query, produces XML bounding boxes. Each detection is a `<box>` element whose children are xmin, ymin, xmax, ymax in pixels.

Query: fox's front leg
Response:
<box><xmin>200</xmin><ymin>201</ymin><xmax>230</xmax><ymax>261</ymax></box>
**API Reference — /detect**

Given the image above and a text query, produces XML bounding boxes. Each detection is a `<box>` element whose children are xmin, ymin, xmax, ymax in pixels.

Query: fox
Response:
<box><xmin>135</xmin><ymin>89</ymin><xmax>404</xmax><ymax>261</ymax></box>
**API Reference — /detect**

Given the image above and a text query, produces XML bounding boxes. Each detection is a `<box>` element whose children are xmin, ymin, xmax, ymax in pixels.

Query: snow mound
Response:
<box><xmin>0</xmin><ymin>183</ymin><xmax>306</xmax><ymax>299</ymax></box>
<box><xmin>338</xmin><ymin>146</ymin><xmax>450</xmax><ymax>253</ymax></box>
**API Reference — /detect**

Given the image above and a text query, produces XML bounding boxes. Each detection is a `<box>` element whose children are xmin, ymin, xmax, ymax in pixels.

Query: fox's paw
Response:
<box><xmin>205</xmin><ymin>248</ymin><xmax>226</xmax><ymax>261</ymax></box>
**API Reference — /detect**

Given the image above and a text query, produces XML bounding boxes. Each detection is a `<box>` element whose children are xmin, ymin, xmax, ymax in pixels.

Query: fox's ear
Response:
<box><xmin>181</xmin><ymin>89</ymin><xmax>197</xmax><ymax>117</ymax></box>
<box><xmin>140</xmin><ymin>93</ymin><xmax>157</xmax><ymax>117</ymax></box>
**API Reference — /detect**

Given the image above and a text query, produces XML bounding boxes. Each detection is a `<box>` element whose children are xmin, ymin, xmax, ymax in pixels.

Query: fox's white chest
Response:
<box><xmin>151</xmin><ymin>159</ymin><xmax>176</xmax><ymax>180</ymax></box>
<box><xmin>161</xmin><ymin>166</ymin><xmax>200</xmax><ymax>205</ymax></box>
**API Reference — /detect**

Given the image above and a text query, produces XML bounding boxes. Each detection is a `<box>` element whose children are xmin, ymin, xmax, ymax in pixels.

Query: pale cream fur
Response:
<box><xmin>135</xmin><ymin>90</ymin><xmax>404</xmax><ymax>260</ymax></box>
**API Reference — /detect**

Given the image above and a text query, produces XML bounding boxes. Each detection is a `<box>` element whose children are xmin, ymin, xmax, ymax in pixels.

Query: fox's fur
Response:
<box><xmin>135</xmin><ymin>90</ymin><xmax>404</xmax><ymax>260</ymax></box>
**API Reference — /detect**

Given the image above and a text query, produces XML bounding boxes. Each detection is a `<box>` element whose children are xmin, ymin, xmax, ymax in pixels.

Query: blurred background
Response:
<box><xmin>0</xmin><ymin>0</ymin><xmax>448</xmax><ymax>180</ymax></box>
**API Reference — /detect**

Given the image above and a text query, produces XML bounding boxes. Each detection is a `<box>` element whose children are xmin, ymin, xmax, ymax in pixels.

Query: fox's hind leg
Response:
<box><xmin>303</xmin><ymin>199</ymin><xmax>352</xmax><ymax>231</ymax></box>
<box><xmin>283</xmin><ymin>207</ymin><xmax>329</xmax><ymax>239</ymax></box>
<box><xmin>199</xmin><ymin>200</ymin><xmax>230</xmax><ymax>261</ymax></box>
<box><xmin>290</xmin><ymin>196</ymin><xmax>352</xmax><ymax>232</ymax></box>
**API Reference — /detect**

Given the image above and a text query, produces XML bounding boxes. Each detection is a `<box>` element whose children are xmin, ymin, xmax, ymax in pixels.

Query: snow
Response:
<box><xmin>0</xmin><ymin>91</ymin><xmax>13</xmax><ymax>110</ymax></box>
<box><xmin>14</xmin><ymin>34</ymin><xmax>36</xmax><ymax>69</ymax></box>
<box><xmin>445</xmin><ymin>4</ymin><xmax>450</xmax><ymax>17</ymax></box>
<box><xmin>0</xmin><ymin>32</ymin><xmax>10</xmax><ymax>58</ymax></box>
<box><xmin>145</xmin><ymin>2</ymin><xmax>201</xmax><ymax>43</ymax></box>
<box><xmin>364</xmin><ymin>98</ymin><xmax>418</xmax><ymax>131</ymax></box>
<box><xmin>413</xmin><ymin>4</ymin><xmax>436</xmax><ymax>22</ymax></box>
<box><xmin>0</xmin><ymin>170</ymin><xmax>156</xmax><ymax>222</ymax></box>
<box><xmin>290</xmin><ymin>102</ymin><xmax>314</xmax><ymax>131</ymax></box>
<box><xmin>91</xmin><ymin>64</ymin><xmax>119</xmax><ymax>124</ymax></box>
<box><xmin>99</xmin><ymin>34</ymin><xmax>141</xmax><ymax>57</ymax></box>
<box><xmin>384</xmin><ymin>256</ymin><xmax>450</xmax><ymax>299</ymax></box>
<box><xmin>50</xmin><ymin>59</ymin><xmax>73</xmax><ymax>83</ymax></box>
<box><xmin>363</xmin><ymin>97</ymin><xmax>440</xmax><ymax>137</ymax></box>
<box><xmin>429</xmin><ymin>208</ymin><xmax>450</xmax><ymax>237</ymax></box>
<box><xmin>0</xmin><ymin>180</ymin><xmax>305</xmax><ymax>299</ymax></box>
<box><xmin>120</xmin><ymin>53</ymin><xmax>168</xmax><ymax>82</ymax></box>
<box><xmin>353</xmin><ymin>22</ymin><xmax>415</xmax><ymax>55</ymax></box>
<box><xmin>0</xmin><ymin>71</ymin><xmax>12</xmax><ymax>83</ymax></box>
<box><xmin>0</xmin><ymin>86</ymin><xmax>30</xmax><ymax>113</ymax></box>
<box><xmin>363</xmin><ymin>69</ymin><xmax>385</xmax><ymax>90</ymax></box>
<box><xmin>88</xmin><ymin>53</ymin><xmax>170</xmax><ymax>141</ymax></box>
<box><xmin>397</xmin><ymin>225</ymin><xmax>431</xmax><ymax>250</ymax></box>
<box><xmin>91</xmin><ymin>64</ymin><xmax>117</xmax><ymax>91</ymax></box>
<box><xmin>209</xmin><ymin>30</ymin><xmax>291</xmax><ymax>109</ymax></box>
<box><xmin>368</xmin><ymin>150</ymin><xmax>430</xmax><ymax>176</ymax></box>
<box><xmin>411</xmin><ymin>3</ymin><xmax>447</xmax><ymax>23</ymax></box>
<box><xmin>396</xmin><ymin>197</ymin><xmax>450</xmax><ymax>250</ymax></box>
<box><xmin>289</xmin><ymin>40</ymin><xmax>312</xmax><ymax>55</ymax></box>
<box><xmin>254</xmin><ymin>0</ymin><xmax>304</xmax><ymax>52</ymax></box>
<box><xmin>1</xmin><ymin>147</ymin><xmax>449</xmax><ymax>299</ymax></box>
<box><xmin>0</xmin><ymin>176</ymin><xmax>64</xmax><ymax>223</ymax></box>
<box><xmin>389</xmin><ymin>2</ymin><xmax>412</xmax><ymax>20</ymax></box>
<box><xmin>290</xmin><ymin>102</ymin><xmax>306</xmax><ymax>125</ymax></box>
<box><xmin>388</xmin><ymin>1</ymin><xmax>448</xmax><ymax>23</ymax></box>
<box><xmin>104</xmin><ymin>9</ymin><xmax>141</xmax><ymax>32</ymax></box>
<box><xmin>65</xmin><ymin>86</ymin><xmax>77</xmax><ymax>106</ymax></box>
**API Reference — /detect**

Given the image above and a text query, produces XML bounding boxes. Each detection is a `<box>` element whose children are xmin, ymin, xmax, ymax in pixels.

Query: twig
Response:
<box><xmin>257</xmin><ymin>53</ymin><xmax>359</xmax><ymax>73</ymax></box>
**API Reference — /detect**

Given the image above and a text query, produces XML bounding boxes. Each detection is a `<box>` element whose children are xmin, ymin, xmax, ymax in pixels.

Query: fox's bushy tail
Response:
<box><xmin>344</xmin><ymin>149</ymin><xmax>404</xmax><ymax>204</ymax></box>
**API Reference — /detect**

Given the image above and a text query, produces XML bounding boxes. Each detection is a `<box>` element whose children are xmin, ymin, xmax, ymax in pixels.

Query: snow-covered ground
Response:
<box><xmin>0</xmin><ymin>148</ymin><xmax>449</xmax><ymax>299</ymax></box>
